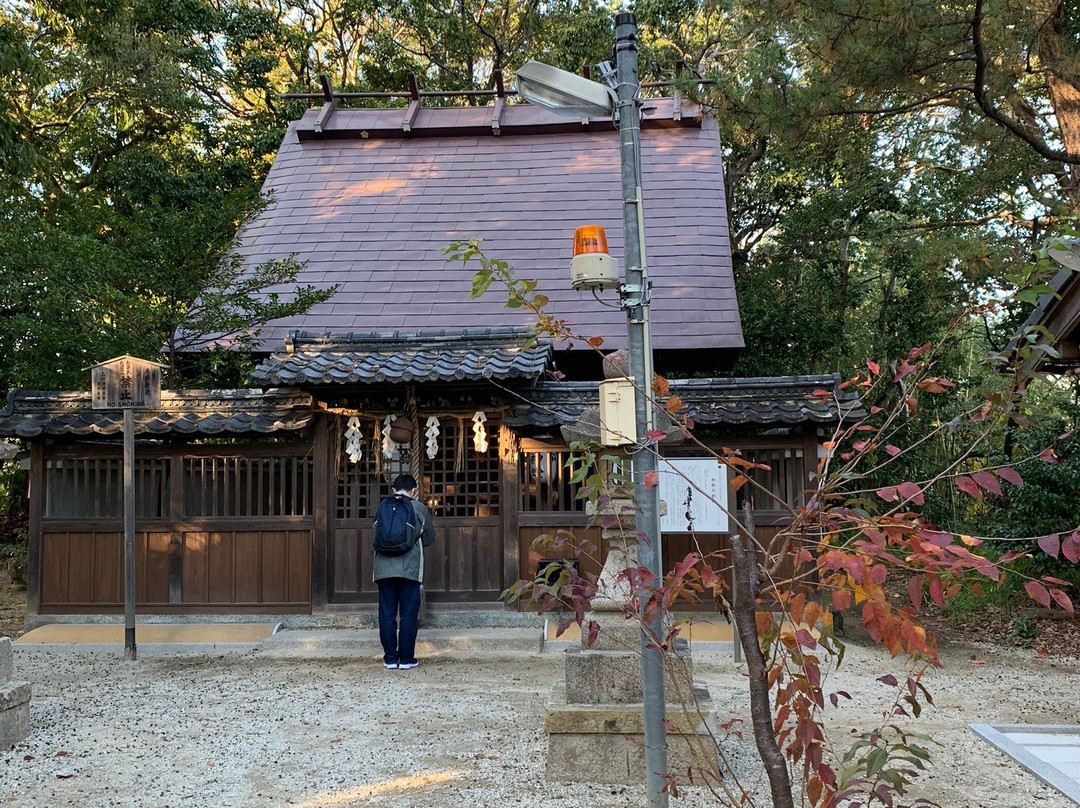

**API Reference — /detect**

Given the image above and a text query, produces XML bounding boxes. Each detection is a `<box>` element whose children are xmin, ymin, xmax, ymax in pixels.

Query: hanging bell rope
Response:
<box><xmin>455</xmin><ymin>416</ymin><xmax>466</xmax><ymax>473</ymax></box>
<box><xmin>405</xmin><ymin>386</ymin><xmax>421</xmax><ymax>484</ymax></box>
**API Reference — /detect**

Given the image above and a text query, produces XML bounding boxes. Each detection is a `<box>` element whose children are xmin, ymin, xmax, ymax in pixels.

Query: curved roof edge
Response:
<box><xmin>0</xmin><ymin>389</ymin><xmax>314</xmax><ymax>438</ymax></box>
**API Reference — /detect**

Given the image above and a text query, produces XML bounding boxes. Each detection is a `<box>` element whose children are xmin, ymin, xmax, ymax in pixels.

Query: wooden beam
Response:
<box><xmin>310</xmin><ymin>416</ymin><xmax>331</xmax><ymax>613</ymax></box>
<box><xmin>492</xmin><ymin>69</ymin><xmax>506</xmax><ymax>135</ymax></box>
<box><xmin>26</xmin><ymin>442</ymin><xmax>43</xmax><ymax>617</ymax></box>
<box><xmin>169</xmin><ymin>453</ymin><xmax>184</xmax><ymax>603</ymax></box>
<box><xmin>313</xmin><ymin>75</ymin><xmax>336</xmax><ymax>134</ymax></box>
<box><xmin>672</xmin><ymin>60</ymin><xmax>684</xmax><ymax>121</ymax></box>
<box><xmin>500</xmin><ymin>424</ymin><xmax>519</xmax><ymax>595</ymax></box>
<box><xmin>402</xmin><ymin>73</ymin><xmax>421</xmax><ymax>132</ymax></box>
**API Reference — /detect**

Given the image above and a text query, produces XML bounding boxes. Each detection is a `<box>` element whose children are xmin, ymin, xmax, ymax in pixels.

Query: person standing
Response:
<box><xmin>372</xmin><ymin>473</ymin><xmax>435</xmax><ymax>670</ymax></box>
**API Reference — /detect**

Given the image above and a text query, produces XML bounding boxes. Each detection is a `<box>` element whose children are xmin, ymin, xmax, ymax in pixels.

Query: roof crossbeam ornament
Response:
<box><xmin>314</xmin><ymin>75</ymin><xmax>336</xmax><ymax>134</ymax></box>
<box><xmin>491</xmin><ymin>69</ymin><xmax>505</xmax><ymax>135</ymax></box>
<box><xmin>672</xmin><ymin>61</ymin><xmax>684</xmax><ymax>122</ymax></box>
<box><xmin>402</xmin><ymin>73</ymin><xmax>421</xmax><ymax>133</ymax></box>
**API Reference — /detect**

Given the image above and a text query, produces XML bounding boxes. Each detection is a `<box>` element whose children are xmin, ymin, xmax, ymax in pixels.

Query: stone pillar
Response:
<box><xmin>0</xmin><ymin>638</ymin><xmax>30</xmax><ymax>746</ymax></box>
<box><xmin>545</xmin><ymin>495</ymin><xmax>718</xmax><ymax>784</ymax></box>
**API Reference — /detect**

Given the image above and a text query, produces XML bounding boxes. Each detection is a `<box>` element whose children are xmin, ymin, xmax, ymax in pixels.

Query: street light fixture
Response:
<box><xmin>515</xmin><ymin>14</ymin><xmax>669</xmax><ymax>808</ymax></box>
<box><xmin>1048</xmin><ymin>237</ymin><xmax>1080</xmax><ymax>272</ymax></box>
<box><xmin>515</xmin><ymin>60</ymin><xmax>617</xmax><ymax>119</ymax></box>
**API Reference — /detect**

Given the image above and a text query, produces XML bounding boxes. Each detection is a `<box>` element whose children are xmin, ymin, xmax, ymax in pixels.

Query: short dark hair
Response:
<box><xmin>393</xmin><ymin>473</ymin><xmax>417</xmax><ymax>492</ymax></box>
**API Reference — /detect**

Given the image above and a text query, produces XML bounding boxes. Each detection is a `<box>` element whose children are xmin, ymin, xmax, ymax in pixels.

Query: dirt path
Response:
<box><xmin>0</xmin><ymin>630</ymin><xmax>1077</xmax><ymax>807</ymax></box>
<box><xmin>3</xmin><ymin>585</ymin><xmax>1080</xmax><ymax>807</ymax></box>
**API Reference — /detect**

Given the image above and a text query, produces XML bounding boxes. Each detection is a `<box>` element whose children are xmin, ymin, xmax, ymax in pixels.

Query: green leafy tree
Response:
<box><xmin>462</xmin><ymin>240</ymin><xmax>1078</xmax><ymax>808</ymax></box>
<box><xmin>0</xmin><ymin>0</ymin><xmax>332</xmax><ymax>390</ymax></box>
<box><xmin>625</xmin><ymin>0</ymin><xmax>1061</xmax><ymax>385</ymax></box>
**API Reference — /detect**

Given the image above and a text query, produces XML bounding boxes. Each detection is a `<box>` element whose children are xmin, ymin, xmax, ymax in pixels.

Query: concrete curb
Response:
<box><xmin>14</xmin><ymin>642</ymin><xmax>266</xmax><ymax>655</ymax></box>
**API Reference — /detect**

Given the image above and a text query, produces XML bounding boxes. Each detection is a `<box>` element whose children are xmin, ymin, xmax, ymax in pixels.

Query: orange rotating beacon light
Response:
<box><xmin>570</xmin><ymin>224</ymin><xmax>620</xmax><ymax>291</ymax></box>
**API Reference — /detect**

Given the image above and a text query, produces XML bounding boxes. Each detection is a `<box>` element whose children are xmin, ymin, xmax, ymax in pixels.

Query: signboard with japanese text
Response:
<box><xmin>658</xmin><ymin>457</ymin><xmax>729</xmax><ymax>534</ymax></box>
<box><xmin>90</xmin><ymin>356</ymin><xmax>163</xmax><ymax>410</ymax></box>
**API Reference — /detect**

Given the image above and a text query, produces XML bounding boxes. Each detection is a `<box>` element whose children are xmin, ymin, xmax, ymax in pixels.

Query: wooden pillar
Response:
<box><xmin>310</xmin><ymin>415</ymin><xmax>332</xmax><ymax>613</ymax></box>
<box><xmin>168</xmin><ymin>449</ymin><xmax>185</xmax><ymax>604</ymax></box>
<box><xmin>499</xmin><ymin>423</ymin><xmax>520</xmax><ymax>596</ymax></box>
<box><xmin>25</xmin><ymin>442</ymin><xmax>44</xmax><ymax>618</ymax></box>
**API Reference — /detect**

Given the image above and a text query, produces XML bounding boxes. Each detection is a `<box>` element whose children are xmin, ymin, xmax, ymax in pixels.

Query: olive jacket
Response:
<box><xmin>372</xmin><ymin>495</ymin><xmax>435</xmax><ymax>583</ymax></box>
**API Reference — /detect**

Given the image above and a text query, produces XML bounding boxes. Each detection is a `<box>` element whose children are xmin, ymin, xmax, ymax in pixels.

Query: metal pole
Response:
<box><xmin>615</xmin><ymin>12</ymin><xmax>668</xmax><ymax>806</ymax></box>
<box><xmin>123</xmin><ymin>407</ymin><xmax>137</xmax><ymax>661</ymax></box>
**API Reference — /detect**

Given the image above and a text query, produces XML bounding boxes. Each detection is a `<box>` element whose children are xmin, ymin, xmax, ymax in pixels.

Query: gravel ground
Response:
<box><xmin>1</xmin><ymin>628</ymin><xmax>1078</xmax><ymax>808</ymax></box>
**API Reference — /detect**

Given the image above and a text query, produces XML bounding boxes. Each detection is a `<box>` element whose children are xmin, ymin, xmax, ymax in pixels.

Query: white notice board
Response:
<box><xmin>658</xmin><ymin>457</ymin><xmax>729</xmax><ymax>533</ymax></box>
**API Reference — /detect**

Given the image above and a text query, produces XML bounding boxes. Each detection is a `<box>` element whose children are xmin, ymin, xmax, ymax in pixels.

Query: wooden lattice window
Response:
<box><xmin>183</xmin><ymin>456</ymin><xmax>313</xmax><ymax>518</ymax></box>
<box><xmin>45</xmin><ymin>458</ymin><xmax>170</xmax><ymax>519</ymax></box>
<box><xmin>518</xmin><ymin>441</ymin><xmax>586</xmax><ymax>514</ymax></box>
<box><xmin>733</xmin><ymin>447</ymin><xmax>805</xmax><ymax>509</ymax></box>
<box><xmin>336</xmin><ymin>417</ymin><xmax>499</xmax><ymax>519</ymax></box>
<box><xmin>337</xmin><ymin>421</ymin><xmax>385</xmax><ymax>520</ymax></box>
<box><xmin>423</xmin><ymin>418</ymin><xmax>500</xmax><ymax>518</ymax></box>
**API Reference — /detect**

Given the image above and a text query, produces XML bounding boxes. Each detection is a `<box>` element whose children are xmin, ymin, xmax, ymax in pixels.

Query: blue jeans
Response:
<box><xmin>377</xmin><ymin>578</ymin><xmax>422</xmax><ymax>666</ymax></box>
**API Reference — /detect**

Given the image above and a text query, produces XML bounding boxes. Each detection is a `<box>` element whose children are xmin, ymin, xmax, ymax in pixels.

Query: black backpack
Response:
<box><xmin>372</xmin><ymin>494</ymin><xmax>422</xmax><ymax>556</ymax></box>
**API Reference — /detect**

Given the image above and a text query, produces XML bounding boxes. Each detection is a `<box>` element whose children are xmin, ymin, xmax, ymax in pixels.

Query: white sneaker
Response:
<box><xmin>384</xmin><ymin>662</ymin><xmax>398</xmax><ymax>669</ymax></box>
<box><xmin>397</xmin><ymin>661</ymin><xmax>419</xmax><ymax>670</ymax></box>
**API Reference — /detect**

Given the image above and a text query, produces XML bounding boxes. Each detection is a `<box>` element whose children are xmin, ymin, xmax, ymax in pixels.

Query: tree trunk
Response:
<box><xmin>830</xmin><ymin>235</ymin><xmax>851</xmax><ymax>374</ymax></box>
<box><xmin>1040</xmin><ymin>2</ymin><xmax>1080</xmax><ymax>205</ymax></box>
<box><xmin>731</xmin><ymin>503</ymin><xmax>795</xmax><ymax>808</ymax></box>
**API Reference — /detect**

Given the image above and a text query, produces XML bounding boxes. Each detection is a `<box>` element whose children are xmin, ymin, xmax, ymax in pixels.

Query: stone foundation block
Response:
<box><xmin>579</xmin><ymin>612</ymin><xmax>642</xmax><ymax>652</ymax></box>
<box><xmin>0</xmin><ymin>638</ymin><xmax>11</xmax><ymax>681</ymax></box>
<box><xmin>564</xmin><ymin>648</ymin><xmax>695</xmax><ymax>705</ymax></box>
<box><xmin>0</xmin><ymin>682</ymin><xmax>30</xmax><ymax>747</ymax></box>
<box><xmin>546</xmin><ymin>683</ymin><xmax>719</xmax><ymax>784</ymax></box>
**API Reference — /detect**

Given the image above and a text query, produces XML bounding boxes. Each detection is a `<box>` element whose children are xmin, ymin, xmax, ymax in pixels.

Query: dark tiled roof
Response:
<box><xmin>225</xmin><ymin>99</ymin><xmax>742</xmax><ymax>356</ymax></box>
<box><xmin>249</xmin><ymin>328</ymin><xmax>553</xmax><ymax>386</ymax></box>
<box><xmin>505</xmin><ymin>375</ymin><xmax>862</xmax><ymax>428</ymax></box>
<box><xmin>0</xmin><ymin>389</ymin><xmax>313</xmax><ymax>438</ymax></box>
<box><xmin>1007</xmin><ymin>265</ymin><xmax>1080</xmax><ymax>370</ymax></box>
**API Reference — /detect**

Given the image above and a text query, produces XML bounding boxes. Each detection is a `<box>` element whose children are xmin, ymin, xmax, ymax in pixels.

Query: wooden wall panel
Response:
<box><xmin>233</xmin><ymin>532</ymin><xmax>261</xmax><ymax>603</ymax></box>
<box><xmin>442</xmin><ymin>523</ymin><xmax>471</xmax><ymax>592</ymax></box>
<box><xmin>287</xmin><ymin>532</ymin><xmax>311</xmax><ymax>603</ymax></box>
<box><xmin>40</xmin><ymin>532</ymin><xmax>70</xmax><ymax>606</ymax></box>
<box><xmin>91</xmin><ymin>533</ymin><xmax>122</xmax><ymax>604</ymax></box>
<box><xmin>40</xmin><ymin>527</ymin><xmax>313</xmax><ymax>611</ymax></box>
<box><xmin>330</xmin><ymin>518</ymin><xmax>502</xmax><ymax>602</ymax></box>
<box><xmin>67</xmin><ymin>533</ymin><xmax>98</xmax><ymax>604</ymax></box>
<box><xmin>423</xmin><ymin>518</ymin><xmax>503</xmax><ymax>599</ymax></box>
<box><xmin>333</xmin><ymin>524</ymin><xmax>361</xmax><ymax>595</ymax></box>
<box><xmin>474</xmin><ymin>524</ymin><xmax>502</xmax><ymax>593</ymax></box>
<box><xmin>140</xmin><ymin>532</ymin><xmax>172</xmax><ymax>604</ymax></box>
<box><xmin>422</xmin><ymin>524</ymin><xmax>448</xmax><ymax>592</ymax></box>
<box><xmin>260</xmin><ymin>531</ymin><xmax>287</xmax><ymax>604</ymax></box>
<box><xmin>357</xmin><ymin>526</ymin><xmax>375</xmax><ymax>595</ymax></box>
<box><xmin>183</xmin><ymin>532</ymin><xmax>209</xmax><ymax>604</ymax></box>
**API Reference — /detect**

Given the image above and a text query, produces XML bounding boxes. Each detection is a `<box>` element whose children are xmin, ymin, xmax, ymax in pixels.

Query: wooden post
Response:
<box><xmin>310</xmin><ymin>415</ymin><xmax>331</xmax><ymax>613</ymax></box>
<box><xmin>25</xmin><ymin>443</ymin><xmax>43</xmax><ymax>618</ymax></box>
<box><xmin>123</xmin><ymin>407</ymin><xmax>136</xmax><ymax>661</ymax></box>
<box><xmin>88</xmin><ymin>355</ymin><xmax>163</xmax><ymax>661</ymax></box>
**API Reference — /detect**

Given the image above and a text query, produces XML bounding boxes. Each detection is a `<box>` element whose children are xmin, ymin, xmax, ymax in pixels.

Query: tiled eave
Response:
<box><xmin>506</xmin><ymin>375</ymin><xmax>863</xmax><ymax>428</ymax></box>
<box><xmin>250</xmin><ymin>328</ymin><xmax>553</xmax><ymax>387</ymax></box>
<box><xmin>0</xmin><ymin>389</ymin><xmax>314</xmax><ymax>438</ymax></box>
<box><xmin>293</xmin><ymin>97</ymin><xmax>702</xmax><ymax>141</ymax></box>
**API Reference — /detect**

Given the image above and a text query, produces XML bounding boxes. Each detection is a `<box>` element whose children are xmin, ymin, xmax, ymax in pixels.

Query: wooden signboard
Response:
<box><xmin>87</xmin><ymin>354</ymin><xmax>165</xmax><ymax>660</ymax></box>
<box><xmin>90</xmin><ymin>356</ymin><xmax>163</xmax><ymax>410</ymax></box>
<box><xmin>658</xmin><ymin>457</ymin><xmax>729</xmax><ymax>533</ymax></box>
